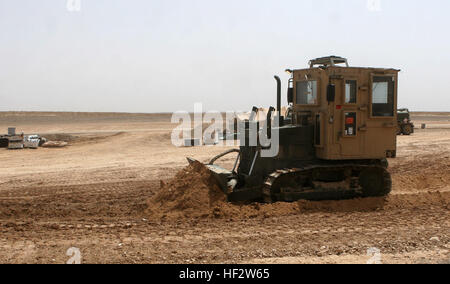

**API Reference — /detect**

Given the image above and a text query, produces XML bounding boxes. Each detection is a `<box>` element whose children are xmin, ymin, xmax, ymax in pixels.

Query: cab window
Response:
<box><xmin>372</xmin><ymin>76</ymin><xmax>394</xmax><ymax>117</ymax></box>
<box><xmin>345</xmin><ymin>80</ymin><xmax>357</xmax><ymax>104</ymax></box>
<box><xmin>296</xmin><ymin>81</ymin><xmax>317</xmax><ymax>105</ymax></box>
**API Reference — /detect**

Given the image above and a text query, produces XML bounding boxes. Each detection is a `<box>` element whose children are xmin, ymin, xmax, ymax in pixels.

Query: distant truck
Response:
<box><xmin>24</xmin><ymin>135</ymin><xmax>46</xmax><ymax>149</ymax></box>
<box><xmin>397</xmin><ymin>109</ymin><xmax>414</xmax><ymax>135</ymax></box>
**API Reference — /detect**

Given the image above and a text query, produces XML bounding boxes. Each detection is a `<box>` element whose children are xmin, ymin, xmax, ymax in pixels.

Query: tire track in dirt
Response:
<box><xmin>0</xmin><ymin>180</ymin><xmax>160</xmax><ymax>220</ymax></box>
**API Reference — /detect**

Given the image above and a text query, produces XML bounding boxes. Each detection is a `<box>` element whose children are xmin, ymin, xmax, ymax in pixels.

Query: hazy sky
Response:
<box><xmin>1</xmin><ymin>0</ymin><xmax>449</xmax><ymax>113</ymax></box>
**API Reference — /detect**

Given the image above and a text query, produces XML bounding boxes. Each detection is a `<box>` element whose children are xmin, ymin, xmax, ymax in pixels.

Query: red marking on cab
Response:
<box><xmin>346</xmin><ymin>117</ymin><xmax>354</xmax><ymax>124</ymax></box>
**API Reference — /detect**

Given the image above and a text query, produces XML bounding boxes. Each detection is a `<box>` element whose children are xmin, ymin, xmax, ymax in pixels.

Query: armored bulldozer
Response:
<box><xmin>397</xmin><ymin>108</ymin><xmax>414</xmax><ymax>135</ymax></box>
<box><xmin>189</xmin><ymin>56</ymin><xmax>399</xmax><ymax>203</ymax></box>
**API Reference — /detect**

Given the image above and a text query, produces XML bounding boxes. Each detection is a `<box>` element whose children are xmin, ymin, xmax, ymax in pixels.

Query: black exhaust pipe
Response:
<box><xmin>274</xmin><ymin>75</ymin><xmax>283</xmax><ymax>126</ymax></box>
<box><xmin>266</xmin><ymin>106</ymin><xmax>275</xmax><ymax>139</ymax></box>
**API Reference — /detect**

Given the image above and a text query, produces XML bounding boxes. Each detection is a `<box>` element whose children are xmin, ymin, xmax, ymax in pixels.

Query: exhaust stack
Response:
<box><xmin>274</xmin><ymin>75</ymin><xmax>283</xmax><ymax>126</ymax></box>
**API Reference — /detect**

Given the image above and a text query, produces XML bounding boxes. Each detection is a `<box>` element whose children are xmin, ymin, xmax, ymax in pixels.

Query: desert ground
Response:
<box><xmin>0</xmin><ymin>111</ymin><xmax>448</xmax><ymax>264</ymax></box>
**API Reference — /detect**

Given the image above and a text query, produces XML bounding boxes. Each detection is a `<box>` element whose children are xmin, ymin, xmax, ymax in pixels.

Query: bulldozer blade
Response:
<box><xmin>206</xmin><ymin>164</ymin><xmax>234</xmax><ymax>193</ymax></box>
<box><xmin>186</xmin><ymin>157</ymin><xmax>234</xmax><ymax>194</ymax></box>
<box><xmin>186</xmin><ymin>157</ymin><xmax>198</xmax><ymax>165</ymax></box>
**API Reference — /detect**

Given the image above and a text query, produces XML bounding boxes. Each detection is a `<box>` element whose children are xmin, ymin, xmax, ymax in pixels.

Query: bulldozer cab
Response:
<box><xmin>290</xmin><ymin>56</ymin><xmax>399</xmax><ymax>160</ymax></box>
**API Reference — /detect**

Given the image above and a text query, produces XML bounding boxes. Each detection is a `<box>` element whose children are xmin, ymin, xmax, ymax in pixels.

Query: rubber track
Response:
<box><xmin>262</xmin><ymin>164</ymin><xmax>392</xmax><ymax>203</ymax></box>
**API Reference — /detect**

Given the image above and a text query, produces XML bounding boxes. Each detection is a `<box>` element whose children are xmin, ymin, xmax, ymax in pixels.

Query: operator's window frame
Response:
<box><xmin>342</xmin><ymin>111</ymin><xmax>358</xmax><ymax>138</ymax></box>
<box><xmin>295</xmin><ymin>79</ymin><xmax>320</xmax><ymax>106</ymax></box>
<box><xmin>343</xmin><ymin>79</ymin><xmax>357</xmax><ymax>105</ymax></box>
<box><xmin>370</xmin><ymin>75</ymin><xmax>396</xmax><ymax>118</ymax></box>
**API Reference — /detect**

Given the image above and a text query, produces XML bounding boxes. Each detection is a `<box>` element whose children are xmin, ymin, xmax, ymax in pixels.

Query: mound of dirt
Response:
<box><xmin>41</xmin><ymin>132</ymin><xmax>125</xmax><ymax>146</ymax></box>
<box><xmin>386</xmin><ymin>191</ymin><xmax>450</xmax><ymax>210</ymax></box>
<box><xmin>391</xmin><ymin>155</ymin><xmax>450</xmax><ymax>193</ymax></box>
<box><xmin>147</xmin><ymin>161</ymin><xmax>228</xmax><ymax>220</ymax></box>
<box><xmin>41</xmin><ymin>134</ymin><xmax>77</xmax><ymax>142</ymax></box>
<box><xmin>42</xmin><ymin>141</ymin><xmax>69</xmax><ymax>148</ymax></box>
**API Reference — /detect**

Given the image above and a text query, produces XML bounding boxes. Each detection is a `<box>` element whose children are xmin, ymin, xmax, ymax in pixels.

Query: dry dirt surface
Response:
<box><xmin>0</xmin><ymin>112</ymin><xmax>449</xmax><ymax>264</ymax></box>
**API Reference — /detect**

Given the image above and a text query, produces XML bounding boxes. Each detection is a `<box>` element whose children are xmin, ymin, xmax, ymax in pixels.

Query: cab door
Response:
<box><xmin>365</xmin><ymin>74</ymin><xmax>397</xmax><ymax>158</ymax></box>
<box><xmin>331</xmin><ymin>78</ymin><xmax>363</xmax><ymax>158</ymax></box>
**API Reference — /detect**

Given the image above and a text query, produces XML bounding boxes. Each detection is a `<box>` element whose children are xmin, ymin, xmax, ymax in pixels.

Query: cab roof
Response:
<box><xmin>309</xmin><ymin>56</ymin><xmax>349</xmax><ymax>68</ymax></box>
<box><xmin>287</xmin><ymin>56</ymin><xmax>400</xmax><ymax>72</ymax></box>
